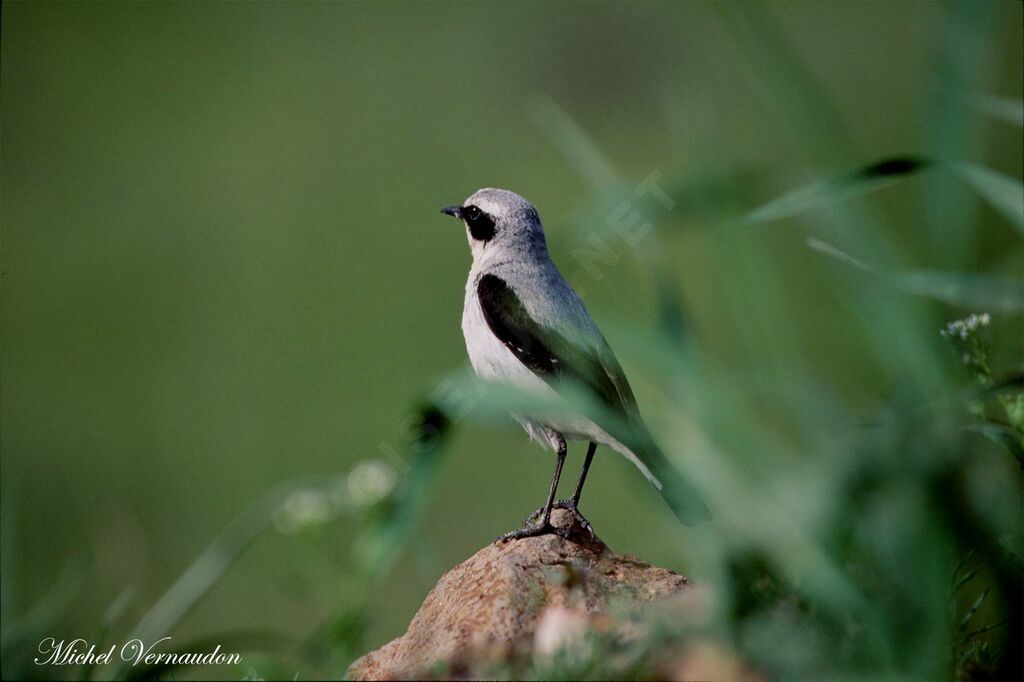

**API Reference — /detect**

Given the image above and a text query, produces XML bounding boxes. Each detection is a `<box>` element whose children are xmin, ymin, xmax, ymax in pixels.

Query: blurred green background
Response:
<box><xmin>2</xmin><ymin>2</ymin><xmax>1022</xmax><ymax>680</ymax></box>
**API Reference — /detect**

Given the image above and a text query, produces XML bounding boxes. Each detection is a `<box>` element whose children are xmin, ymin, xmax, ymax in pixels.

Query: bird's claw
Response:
<box><xmin>495</xmin><ymin>521</ymin><xmax>569</xmax><ymax>544</ymax></box>
<box><xmin>522</xmin><ymin>500</ymin><xmax>596</xmax><ymax>542</ymax></box>
<box><xmin>524</xmin><ymin>499</ymin><xmax>570</xmax><ymax>524</ymax></box>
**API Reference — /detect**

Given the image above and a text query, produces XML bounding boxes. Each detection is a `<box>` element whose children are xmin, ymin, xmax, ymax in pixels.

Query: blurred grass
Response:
<box><xmin>2</xmin><ymin>1</ymin><xmax>1022</xmax><ymax>680</ymax></box>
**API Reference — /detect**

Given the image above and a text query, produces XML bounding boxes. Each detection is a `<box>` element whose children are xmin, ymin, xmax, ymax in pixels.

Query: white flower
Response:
<box><xmin>274</xmin><ymin>488</ymin><xmax>333</xmax><ymax>534</ymax></box>
<box><xmin>941</xmin><ymin>314</ymin><xmax>989</xmax><ymax>340</ymax></box>
<box><xmin>346</xmin><ymin>459</ymin><xmax>397</xmax><ymax>507</ymax></box>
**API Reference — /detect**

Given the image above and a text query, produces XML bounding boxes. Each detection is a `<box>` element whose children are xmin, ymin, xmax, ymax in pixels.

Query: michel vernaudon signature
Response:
<box><xmin>35</xmin><ymin>637</ymin><xmax>242</xmax><ymax>668</ymax></box>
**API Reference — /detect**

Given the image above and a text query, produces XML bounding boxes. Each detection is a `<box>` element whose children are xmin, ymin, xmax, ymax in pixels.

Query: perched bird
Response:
<box><xmin>441</xmin><ymin>188</ymin><xmax>709</xmax><ymax>542</ymax></box>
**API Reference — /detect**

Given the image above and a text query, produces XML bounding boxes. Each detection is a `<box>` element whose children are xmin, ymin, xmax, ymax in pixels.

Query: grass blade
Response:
<box><xmin>952</xmin><ymin>163</ymin><xmax>1024</xmax><ymax>235</ymax></box>
<box><xmin>717</xmin><ymin>0</ymin><xmax>855</xmax><ymax>166</ymax></box>
<box><xmin>805</xmin><ymin>237</ymin><xmax>872</xmax><ymax>271</ymax></box>
<box><xmin>958</xmin><ymin>588</ymin><xmax>989</xmax><ymax>632</ymax></box>
<box><xmin>958</xmin><ymin>618</ymin><xmax>1007</xmax><ymax>644</ymax></box>
<box><xmin>965</xmin><ymin>424</ymin><xmax>1024</xmax><ymax>465</ymax></box>
<box><xmin>81</xmin><ymin>588</ymin><xmax>136</xmax><ymax>681</ymax></box>
<box><xmin>807</xmin><ymin>238</ymin><xmax>1024</xmax><ymax>312</ymax></box>
<box><xmin>745</xmin><ymin>158</ymin><xmax>931</xmax><ymax>225</ymax></box>
<box><xmin>116</xmin><ymin>476</ymin><xmax>338</xmax><ymax>680</ymax></box>
<box><xmin>529</xmin><ymin>95</ymin><xmax>620</xmax><ymax>191</ymax></box>
<box><xmin>968</xmin><ymin>93</ymin><xmax>1024</xmax><ymax>127</ymax></box>
<box><xmin>0</xmin><ymin>563</ymin><xmax>83</xmax><ymax>679</ymax></box>
<box><xmin>352</xmin><ymin>403</ymin><xmax>451</xmax><ymax>577</ymax></box>
<box><xmin>954</xmin><ymin>568</ymin><xmax>976</xmax><ymax>594</ymax></box>
<box><xmin>893</xmin><ymin>271</ymin><xmax>1023</xmax><ymax>313</ymax></box>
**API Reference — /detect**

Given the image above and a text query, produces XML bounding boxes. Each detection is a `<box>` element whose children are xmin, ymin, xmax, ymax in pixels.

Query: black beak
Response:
<box><xmin>440</xmin><ymin>205</ymin><xmax>462</xmax><ymax>219</ymax></box>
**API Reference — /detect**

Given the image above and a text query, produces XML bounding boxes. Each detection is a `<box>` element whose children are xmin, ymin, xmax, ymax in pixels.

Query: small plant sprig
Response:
<box><xmin>951</xmin><ymin>553</ymin><xmax>1006</xmax><ymax>681</ymax></box>
<box><xmin>940</xmin><ymin>313</ymin><xmax>992</xmax><ymax>384</ymax></box>
<box><xmin>940</xmin><ymin>312</ymin><xmax>1023</xmax><ymax>463</ymax></box>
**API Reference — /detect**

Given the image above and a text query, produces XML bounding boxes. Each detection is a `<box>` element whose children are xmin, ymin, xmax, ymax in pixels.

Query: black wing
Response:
<box><xmin>477</xmin><ymin>273</ymin><xmax>639</xmax><ymax>422</ymax></box>
<box><xmin>478</xmin><ymin>274</ymin><xmax>712</xmax><ymax>525</ymax></box>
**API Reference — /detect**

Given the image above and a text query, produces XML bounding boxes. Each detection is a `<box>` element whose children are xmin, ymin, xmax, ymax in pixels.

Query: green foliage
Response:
<box><xmin>2</xmin><ymin>2</ymin><xmax>1021</xmax><ymax>681</ymax></box>
<box><xmin>433</xmin><ymin>3</ymin><xmax>1023</xmax><ymax>679</ymax></box>
<box><xmin>1</xmin><ymin>404</ymin><xmax>449</xmax><ymax>680</ymax></box>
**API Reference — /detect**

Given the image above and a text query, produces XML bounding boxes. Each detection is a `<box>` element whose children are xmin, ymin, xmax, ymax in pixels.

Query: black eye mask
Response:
<box><xmin>462</xmin><ymin>204</ymin><xmax>496</xmax><ymax>242</ymax></box>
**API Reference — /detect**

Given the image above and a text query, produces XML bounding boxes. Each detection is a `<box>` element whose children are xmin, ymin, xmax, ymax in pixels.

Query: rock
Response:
<box><xmin>347</xmin><ymin>508</ymin><xmax>693</xmax><ymax>680</ymax></box>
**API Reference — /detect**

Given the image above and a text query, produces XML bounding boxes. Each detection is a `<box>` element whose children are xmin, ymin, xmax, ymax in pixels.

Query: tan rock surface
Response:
<box><xmin>347</xmin><ymin>508</ymin><xmax>692</xmax><ymax>680</ymax></box>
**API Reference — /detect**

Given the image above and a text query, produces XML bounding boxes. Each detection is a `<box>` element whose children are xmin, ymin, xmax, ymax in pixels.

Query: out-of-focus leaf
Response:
<box><xmin>958</xmin><ymin>588</ymin><xmax>989</xmax><ymax>632</ymax></box>
<box><xmin>892</xmin><ymin>271</ymin><xmax>1023</xmax><ymax>313</ymax></box>
<box><xmin>654</xmin><ymin>265</ymin><xmax>688</xmax><ymax>346</ymax></box>
<box><xmin>959</xmin><ymin>619</ymin><xmax>1008</xmax><ymax>644</ymax></box>
<box><xmin>977</xmin><ymin>371</ymin><xmax>1024</xmax><ymax>399</ymax></box>
<box><xmin>435</xmin><ymin>369</ymin><xmax>637</xmax><ymax>454</ymax></box>
<box><xmin>965</xmin><ymin>424</ymin><xmax>1024</xmax><ymax>465</ymax></box>
<box><xmin>969</xmin><ymin>93</ymin><xmax>1024</xmax><ymax>127</ymax></box>
<box><xmin>352</xmin><ymin>402</ymin><xmax>451</xmax><ymax>576</ymax></box>
<box><xmin>744</xmin><ymin>157</ymin><xmax>931</xmax><ymax>224</ymax></box>
<box><xmin>954</xmin><ymin>568</ymin><xmax>976</xmax><ymax>593</ymax></box>
<box><xmin>923</xmin><ymin>0</ymin><xmax>999</xmax><ymax>264</ymax></box>
<box><xmin>744</xmin><ymin>156</ymin><xmax>1023</xmax><ymax>238</ymax></box>
<box><xmin>805</xmin><ymin>237</ymin><xmax>871</xmax><ymax>271</ymax></box>
<box><xmin>117</xmin><ymin>476</ymin><xmax>339</xmax><ymax>680</ymax></box>
<box><xmin>807</xmin><ymin>238</ymin><xmax>1024</xmax><ymax>312</ymax></box>
<box><xmin>431</xmin><ymin>368</ymin><xmax>597</xmax><ymax>427</ymax></box>
<box><xmin>952</xmin><ymin>163</ymin><xmax>1024</xmax><ymax>235</ymax></box>
<box><xmin>529</xmin><ymin>95</ymin><xmax>620</xmax><ymax>191</ymax></box>
<box><xmin>717</xmin><ymin>0</ymin><xmax>855</xmax><ymax>166</ymax></box>
<box><xmin>81</xmin><ymin>588</ymin><xmax>136</xmax><ymax>681</ymax></box>
<box><xmin>0</xmin><ymin>563</ymin><xmax>83</xmax><ymax>678</ymax></box>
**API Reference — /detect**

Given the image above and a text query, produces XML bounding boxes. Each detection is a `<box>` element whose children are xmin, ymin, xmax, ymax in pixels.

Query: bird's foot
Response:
<box><xmin>495</xmin><ymin>520</ymin><xmax>569</xmax><ymax>544</ymax></box>
<box><xmin>523</xmin><ymin>500</ymin><xmax>596</xmax><ymax>541</ymax></box>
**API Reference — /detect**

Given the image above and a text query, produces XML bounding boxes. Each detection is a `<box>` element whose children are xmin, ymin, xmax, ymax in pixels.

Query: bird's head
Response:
<box><xmin>441</xmin><ymin>188</ymin><xmax>548</xmax><ymax>263</ymax></box>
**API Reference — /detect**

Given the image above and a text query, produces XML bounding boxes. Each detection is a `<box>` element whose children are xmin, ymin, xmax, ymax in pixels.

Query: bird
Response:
<box><xmin>441</xmin><ymin>188</ymin><xmax>710</xmax><ymax>542</ymax></box>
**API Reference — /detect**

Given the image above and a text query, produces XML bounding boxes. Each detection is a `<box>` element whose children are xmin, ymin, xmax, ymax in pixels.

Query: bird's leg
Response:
<box><xmin>558</xmin><ymin>442</ymin><xmax>597</xmax><ymax>538</ymax></box>
<box><xmin>497</xmin><ymin>442</ymin><xmax>567</xmax><ymax>543</ymax></box>
<box><xmin>568</xmin><ymin>441</ymin><xmax>596</xmax><ymax>507</ymax></box>
<box><xmin>525</xmin><ymin>442</ymin><xmax>598</xmax><ymax>540</ymax></box>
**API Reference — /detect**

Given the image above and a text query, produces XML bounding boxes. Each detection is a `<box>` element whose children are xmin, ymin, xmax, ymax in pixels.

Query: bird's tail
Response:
<box><xmin>618</xmin><ymin>431</ymin><xmax>711</xmax><ymax>526</ymax></box>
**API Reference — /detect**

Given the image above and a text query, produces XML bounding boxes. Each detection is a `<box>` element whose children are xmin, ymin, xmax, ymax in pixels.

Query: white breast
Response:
<box><xmin>461</xmin><ymin>275</ymin><xmax>552</xmax><ymax>396</ymax></box>
<box><xmin>459</xmin><ymin>269</ymin><xmax>647</xmax><ymax>471</ymax></box>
